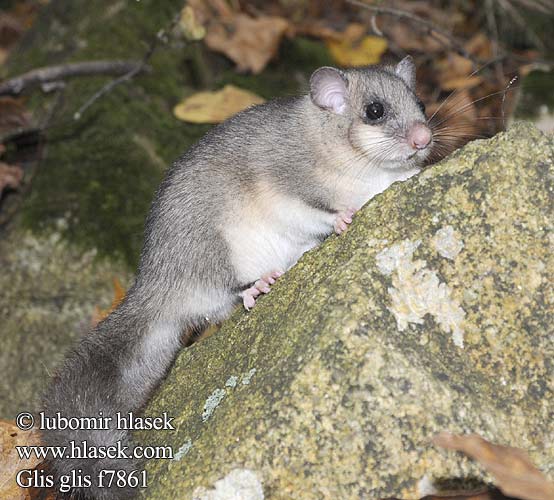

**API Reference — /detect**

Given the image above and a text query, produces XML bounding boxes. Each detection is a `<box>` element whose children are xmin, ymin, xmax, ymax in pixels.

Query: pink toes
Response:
<box><xmin>334</xmin><ymin>208</ymin><xmax>357</xmax><ymax>235</ymax></box>
<box><xmin>241</xmin><ymin>270</ymin><xmax>283</xmax><ymax>310</ymax></box>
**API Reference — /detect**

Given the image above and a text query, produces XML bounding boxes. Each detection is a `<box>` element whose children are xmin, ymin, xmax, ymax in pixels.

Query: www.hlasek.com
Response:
<box><xmin>15</xmin><ymin>411</ymin><xmax>176</xmax><ymax>493</ymax></box>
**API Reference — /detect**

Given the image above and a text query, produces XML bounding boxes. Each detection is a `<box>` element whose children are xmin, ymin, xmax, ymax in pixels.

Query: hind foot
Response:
<box><xmin>241</xmin><ymin>270</ymin><xmax>283</xmax><ymax>310</ymax></box>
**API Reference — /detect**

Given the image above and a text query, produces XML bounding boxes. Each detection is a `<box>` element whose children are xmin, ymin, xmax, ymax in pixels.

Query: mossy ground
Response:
<box><xmin>7</xmin><ymin>0</ymin><xmax>333</xmax><ymax>268</ymax></box>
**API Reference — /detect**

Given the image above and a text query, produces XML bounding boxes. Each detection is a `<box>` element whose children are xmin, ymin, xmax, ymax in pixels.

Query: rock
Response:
<box><xmin>139</xmin><ymin>122</ymin><xmax>554</xmax><ymax>499</ymax></box>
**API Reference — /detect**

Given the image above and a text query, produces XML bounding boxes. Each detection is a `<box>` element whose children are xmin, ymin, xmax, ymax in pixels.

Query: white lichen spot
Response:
<box><xmin>431</xmin><ymin>225</ymin><xmax>464</xmax><ymax>260</ymax></box>
<box><xmin>375</xmin><ymin>239</ymin><xmax>466</xmax><ymax>348</ymax></box>
<box><xmin>225</xmin><ymin>376</ymin><xmax>238</xmax><ymax>388</ymax></box>
<box><xmin>202</xmin><ymin>388</ymin><xmax>226</xmax><ymax>422</ymax></box>
<box><xmin>418</xmin><ymin>475</ymin><xmax>437</xmax><ymax>497</ymax></box>
<box><xmin>192</xmin><ymin>468</ymin><xmax>264</xmax><ymax>500</ymax></box>
<box><xmin>173</xmin><ymin>439</ymin><xmax>192</xmax><ymax>461</ymax></box>
<box><xmin>241</xmin><ymin>368</ymin><xmax>257</xmax><ymax>385</ymax></box>
<box><xmin>375</xmin><ymin>239</ymin><xmax>422</xmax><ymax>276</ymax></box>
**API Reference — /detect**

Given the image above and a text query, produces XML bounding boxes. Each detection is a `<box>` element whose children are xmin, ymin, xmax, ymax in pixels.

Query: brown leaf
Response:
<box><xmin>0</xmin><ymin>162</ymin><xmax>23</xmax><ymax>195</ymax></box>
<box><xmin>205</xmin><ymin>13</ymin><xmax>289</xmax><ymax>73</ymax></box>
<box><xmin>440</xmin><ymin>75</ymin><xmax>483</xmax><ymax>91</ymax></box>
<box><xmin>0</xmin><ymin>13</ymin><xmax>24</xmax><ymax>48</ymax></box>
<box><xmin>91</xmin><ymin>277</ymin><xmax>126</xmax><ymax>326</ymax></box>
<box><xmin>0</xmin><ymin>420</ymin><xmax>42</xmax><ymax>500</ymax></box>
<box><xmin>383</xmin><ymin>488</ymin><xmax>502</xmax><ymax>500</ymax></box>
<box><xmin>434</xmin><ymin>433</ymin><xmax>554</xmax><ymax>500</ymax></box>
<box><xmin>386</xmin><ymin>22</ymin><xmax>443</xmax><ymax>53</ymax></box>
<box><xmin>0</xmin><ymin>97</ymin><xmax>32</xmax><ymax>135</ymax></box>
<box><xmin>293</xmin><ymin>21</ymin><xmax>342</xmax><ymax>41</ymax></box>
<box><xmin>464</xmin><ymin>33</ymin><xmax>493</xmax><ymax>60</ymax></box>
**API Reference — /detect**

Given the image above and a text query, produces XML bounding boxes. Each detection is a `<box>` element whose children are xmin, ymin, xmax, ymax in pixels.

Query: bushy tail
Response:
<box><xmin>41</xmin><ymin>298</ymin><xmax>184</xmax><ymax>499</ymax></box>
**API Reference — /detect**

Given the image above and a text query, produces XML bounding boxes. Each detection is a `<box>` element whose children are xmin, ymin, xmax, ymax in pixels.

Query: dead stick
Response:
<box><xmin>73</xmin><ymin>11</ymin><xmax>182</xmax><ymax>120</ymax></box>
<box><xmin>0</xmin><ymin>60</ymin><xmax>146</xmax><ymax>96</ymax></box>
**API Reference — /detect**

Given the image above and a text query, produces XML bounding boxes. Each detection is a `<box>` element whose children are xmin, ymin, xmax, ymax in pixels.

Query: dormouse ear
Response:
<box><xmin>310</xmin><ymin>67</ymin><xmax>348</xmax><ymax>114</ymax></box>
<box><xmin>395</xmin><ymin>55</ymin><xmax>416</xmax><ymax>90</ymax></box>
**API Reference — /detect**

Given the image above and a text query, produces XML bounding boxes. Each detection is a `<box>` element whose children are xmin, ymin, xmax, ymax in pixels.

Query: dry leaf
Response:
<box><xmin>179</xmin><ymin>5</ymin><xmax>206</xmax><ymax>41</ymax></box>
<box><xmin>293</xmin><ymin>21</ymin><xmax>342</xmax><ymax>41</ymax></box>
<box><xmin>91</xmin><ymin>277</ymin><xmax>126</xmax><ymax>326</ymax></box>
<box><xmin>387</xmin><ymin>22</ymin><xmax>443</xmax><ymax>53</ymax></box>
<box><xmin>441</xmin><ymin>75</ymin><xmax>483</xmax><ymax>91</ymax></box>
<box><xmin>434</xmin><ymin>433</ymin><xmax>554</xmax><ymax>500</ymax></box>
<box><xmin>385</xmin><ymin>488</ymin><xmax>501</xmax><ymax>500</ymax></box>
<box><xmin>173</xmin><ymin>85</ymin><xmax>265</xmax><ymax>124</ymax></box>
<box><xmin>326</xmin><ymin>23</ymin><xmax>387</xmax><ymax>67</ymax></box>
<box><xmin>0</xmin><ymin>162</ymin><xmax>23</xmax><ymax>196</ymax></box>
<box><xmin>0</xmin><ymin>419</ymin><xmax>41</xmax><ymax>500</ymax></box>
<box><xmin>188</xmin><ymin>0</ymin><xmax>233</xmax><ymax>24</ymax></box>
<box><xmin>205</xmin><ymin>13</ymin><xmax>289</xmax><ymax>74</ymax></box>
<box><xmin>0</xmin><ymin>97</ymin><xmax>31</xmax><ymax>135</ymax></box>
<box><xmin>464</xmin><ymin>33</ymin><xmax>492</xmax><ymax>60</ymax></box>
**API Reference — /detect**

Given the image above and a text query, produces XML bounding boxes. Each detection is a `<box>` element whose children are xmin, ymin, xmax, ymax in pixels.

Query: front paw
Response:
<box><xmin>334</xmin><ymin>208</ymin><xmax>357</xmax><ymax>235</ymax></box>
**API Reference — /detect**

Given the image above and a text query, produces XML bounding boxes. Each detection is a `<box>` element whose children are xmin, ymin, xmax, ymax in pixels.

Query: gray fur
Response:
<box><xmin>42</xmin><ymin>58</ymin><xmax>431</xmax><ymax>499</ymax></box>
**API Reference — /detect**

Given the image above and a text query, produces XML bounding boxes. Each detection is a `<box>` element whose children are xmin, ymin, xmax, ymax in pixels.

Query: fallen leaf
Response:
<box><xmin>384</xmin><ymin>488</ymin><xmax>502</xmax><ymax>500</ymax></box>
<box><xmin>205</xmin><ymin>13</ymin><xmax>289</xmax><ymax>74</ymax></box>
<box><xmin>173</xmin><ymin>85</ymin><xmax>265</xmax><ymax>124</ymax></box>
<box><xmin>91</xmin><ymin>277</ymin><xmax>126</xmax><ymax>326</ymax></box>
<box><xmin>293</xmin><ymin>21</ymin><xmax>342</xmax><ymax>41</ymax></box>
<box><xmin>188</xmin><ymin>0</ymin><xmax>233</xmax><ymax>25</ymax></box>
<box><xmin>0</xmin><ymin>162</ymin><xmax>23</xmax><ymax>196</ymax></box>
<box><xmin>464</xmin><ymin>33</ymin><xmax>492</xmax><ymax>60</ymax></box>
<box><xmin>0</xmin><ymin>419</ymin><xmax>41</xmax><ymax>500</ymax></box>
<box><xmin>386</xmin><ymin>22</ymin><xmax>443</xmax><ymax>53</ymax></box>
<box><xmin>326</xmin><ymin>23</ymin><xmax>387</xmax><ymax>67</ymax></box>
<box><xmin>441</xmin><ymin>75</ymin><xmax>483</xmax><ymax>91</ymax></box>
<box><xmin>434</xmin><ymin>433</ymin><xmax>554</xmax><ymax>500</ymax></box>
<box><xmin>178</xmin><ymin>5</ymin><xmax>206</xmax><ymax>41</ymax></box>
<box><xmin>0</xmin><ymin>13</ymin><xmax>24</xmax><ymax>48</ymax></box>
<box><xmin>0</xmin><ymin>97</ymin><xmax>31</xmax><ymax>135</ymax></box>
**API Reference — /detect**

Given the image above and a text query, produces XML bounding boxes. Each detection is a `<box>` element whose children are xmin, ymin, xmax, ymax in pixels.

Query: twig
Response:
<box><xmin>496</xmin><ymin>0</ymin><xmax>547</xmax><ymax>53</ymax></box>
<box><xmin>485</xmin><ymin>0</ymin><xmax>506</xmax><ymax>84</ymax></box>
<box><xmin>346</xmin><ymin>0</ymin><xmax>483</xmax><ymax>67</ymax></box>
<box><xmin>73</xmin><ymin>11</ymin><xmax>182</xmax><ymax>120</ymax></box>
<box><xmin>0</xmin><ymin>60</ymin><xmax>145</xmax><ymax>96</ymax></box>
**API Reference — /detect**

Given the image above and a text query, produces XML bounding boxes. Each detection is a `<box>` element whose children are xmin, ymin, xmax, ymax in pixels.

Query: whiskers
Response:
<box><xmin>426</xmin><ymin>71</ymin><xmax>521</xmax><ymax>163</ymax></box>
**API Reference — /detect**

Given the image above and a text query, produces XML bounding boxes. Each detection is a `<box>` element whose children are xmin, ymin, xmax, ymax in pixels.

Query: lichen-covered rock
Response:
<box><xmin>140</xmin><ymin>122</ymin><xmax>554</xmax><ymax>499</ymax></box>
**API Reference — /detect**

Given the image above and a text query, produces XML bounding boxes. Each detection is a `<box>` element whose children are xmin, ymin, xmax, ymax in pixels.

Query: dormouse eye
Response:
<box><xmin>365</xmin><ymin>102</ymin><xmax>384</xmax><ymax>121</ymax></box>
<box><xmin>417</xmin><ymin>99</ymin><xmax>426</xmax><ymax>114</ymax></box>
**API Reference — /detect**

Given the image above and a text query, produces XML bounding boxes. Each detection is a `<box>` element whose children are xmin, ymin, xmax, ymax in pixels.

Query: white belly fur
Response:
<box><xmin>224</xmin><ymin>167</ymin><xmax>419</xmax><ymax>286</ymax></box>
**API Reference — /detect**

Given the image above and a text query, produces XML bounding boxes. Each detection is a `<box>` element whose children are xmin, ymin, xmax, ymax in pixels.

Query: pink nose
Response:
<box><xmin>408</xmin><ymin>123</ymin><xmax>432</xmax><ymax>150</ymax></box>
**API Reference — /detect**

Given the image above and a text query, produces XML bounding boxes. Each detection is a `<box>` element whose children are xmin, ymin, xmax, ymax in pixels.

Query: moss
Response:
<box><xmin>8</xmin><ymin>0</ymin><xmax>210</xmax><ymax>267</ymax></box>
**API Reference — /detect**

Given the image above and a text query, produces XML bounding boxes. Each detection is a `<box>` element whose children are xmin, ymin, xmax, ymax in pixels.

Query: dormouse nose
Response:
<box><xmin>407</xmin><ymin>122</ymin><xmax>432</xmax><ymax>150</ymax></box>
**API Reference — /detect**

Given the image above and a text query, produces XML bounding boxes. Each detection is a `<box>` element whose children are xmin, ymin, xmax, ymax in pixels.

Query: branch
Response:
<box><xmin>73</xmin><ymin>11</ymin><xmax>182</xmax><ymax>120</ymax></box>
<box><xmin>0</xmin><ymin>60</ymin><xmax>146</xmax><ymax>96</ymax></box>
<box><xmin>346</xmin><ymin>0</ymin><xmax>483</xmax><ymax>66</ymax></box>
